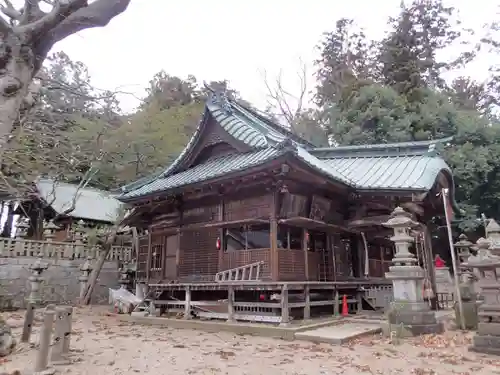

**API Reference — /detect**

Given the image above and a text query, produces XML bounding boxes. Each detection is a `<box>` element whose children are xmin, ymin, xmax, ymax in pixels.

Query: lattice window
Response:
<box><xmin>150</xmin><ymin>243</ymin><xmax>163</xmax><ymax>271</ymax></box>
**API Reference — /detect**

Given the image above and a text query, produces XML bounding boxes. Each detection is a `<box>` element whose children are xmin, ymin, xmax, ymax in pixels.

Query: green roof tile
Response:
<box><xmin>121</xmin><ymin>148</ymin><xmax>281</xmax><ymax>200</ymax></box>
<box><xmin>320</xmin><ymin>155</ymin><xmax>450</xmax><ymax>190</ymax></box>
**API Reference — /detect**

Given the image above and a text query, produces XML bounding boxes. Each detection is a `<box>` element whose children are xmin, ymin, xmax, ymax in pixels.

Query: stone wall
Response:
<box><xmin>0</xmin><ymin>257</ymin><xmax>120</xmax><ymax>308</ymax></box>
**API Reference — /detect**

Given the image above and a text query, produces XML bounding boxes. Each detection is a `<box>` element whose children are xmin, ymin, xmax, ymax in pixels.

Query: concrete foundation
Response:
<box><xmin>295</xmin><ymin>322</ymin><xmax>381</xmax><ymax>344</ymax></box>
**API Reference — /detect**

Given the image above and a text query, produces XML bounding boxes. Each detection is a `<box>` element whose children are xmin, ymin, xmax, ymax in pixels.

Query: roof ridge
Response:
<box><xmin>229</xmin><ymin>100</ymin><xmax>316</xmax><ymax>148</ymax></box>
<box><xmin>37</xmin><ymin>178</ymin><xmax>113</xmax><ymax>195</ymax></box>
<box><xmin>311</xmin><ymin>137</ymin><xmax>453</xmax><ymax>158</ymax></box>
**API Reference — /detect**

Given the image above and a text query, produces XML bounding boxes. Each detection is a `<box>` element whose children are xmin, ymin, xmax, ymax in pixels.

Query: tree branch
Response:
<box><xmin>1</xmin><ymin>0</ymin><xmax>22</xmax><ymax>22</ymax></box>
<box><xmin>34</xmin><ymin>0</ymin><xmax>131</xmax><ymax>59</ymax></box>
<box><xmin>16</xmin><ymin>0</ymin><xmax>87</xmax><ymax>36</ymax></box>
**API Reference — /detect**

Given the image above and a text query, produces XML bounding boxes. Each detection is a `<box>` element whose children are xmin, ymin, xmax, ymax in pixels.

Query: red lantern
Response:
<box><xmin>216</xmin><ymin>237</ymin><xmax>221</xmax><ymax>250</ymax></box>
<box><xmin>259</xmin><ymin>294</ymin><xmax>266</xmax><ymax>301</ymax></box>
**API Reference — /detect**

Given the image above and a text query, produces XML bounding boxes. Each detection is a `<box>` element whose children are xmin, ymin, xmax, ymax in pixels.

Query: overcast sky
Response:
<box><xmin>53</xmin><ymin>0</ymin><xmax>498</xmax><ymax>113</ymax></box>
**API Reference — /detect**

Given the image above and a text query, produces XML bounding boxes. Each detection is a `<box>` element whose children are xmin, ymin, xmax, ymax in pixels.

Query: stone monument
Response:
<box><xmin>465</xmin><ymin>248</ymin><xmax>500</xmax><ymax>355</ymax></box>
<box><xmin>382</xmin><ymin>207</ymin><xmax>443</xmax><ymax>337</ymax></box>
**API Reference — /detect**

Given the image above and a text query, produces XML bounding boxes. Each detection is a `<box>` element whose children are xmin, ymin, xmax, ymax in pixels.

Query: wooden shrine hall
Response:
<box><xmin>117</xmin><ymin>90</ymin><xmax>459</xmax><ymax>322</ymax></box>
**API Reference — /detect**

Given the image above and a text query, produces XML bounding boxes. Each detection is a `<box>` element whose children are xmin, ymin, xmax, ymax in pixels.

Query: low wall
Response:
<box><xmin>0</xmin><ymin>257</ymin><xmax>120</xmax><ymax>308</ymax></box>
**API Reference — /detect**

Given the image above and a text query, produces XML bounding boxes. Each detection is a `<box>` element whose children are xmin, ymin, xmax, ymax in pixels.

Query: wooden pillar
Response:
<box><xmin>379</xmin><ymin>245</ymin><xmax>385</xmax><ymax>278</ymax></box>
<box><xmin>280</xmin><ymin>284</ymin><xmax>289</xmax><ymax>326</ymax></box>
<box><xmin>303</xmin><ymin>285</ymin><xmax>311</xmax><ymax>319</ymax></box>
<box><xmin>303</xmin><ymin>228</ymin><xmax>309</xmax><ymax>281</ymax></box>
<box><xmin>331</xmin><ymin>235</ymin><xmax>337</xmax><ymax>282</ymax></box>
<box><xmin>333</xmin><ymin>289</ymin><xmax>339</xmax><ymax>316</ymax></box>
<box><xmin>184</xmin><ymin>287</ymin><xmax>191</xmax><ymax>320</ymax></box>
<box><xmin>175</xmin><ymin>228</ymin><xmax>181</xmax><ymax>278</ymax></box>
<box><xmin>356</xmin><ymin>289</ymin><xmax>363</xmax><ymax>313</ymax></box>
<box><xmin>227</xmin><ymin>285</ymin><xmax>235</xmax><ymax>322</ymax></box>
<box><xmin>357</xmin><ymin>237</ymin><xmax>364</xmax><ymax>278</ymax></box>
<box><xmin>349</xmin><ymin>235</ymin><xmax>360</xmax><ymax>278</ymax></box>
<box><xmin>174</xmin><ymin>204</ymin><xmax>183</xmax><ymax>279</ymax></box>
<box><xmin>146</xmin><ymin>230</ymin><xmax>152</xmax><ymax>282</ymax></box>
<box><xmin>217</xmin><ymin>195</ymin><xmax>225</xmax><ymax>272</ymax></box>
<box><xmin>270</xmin><ymin>191</ymin><xmax>279</xmax><ymax>281</ymax></box>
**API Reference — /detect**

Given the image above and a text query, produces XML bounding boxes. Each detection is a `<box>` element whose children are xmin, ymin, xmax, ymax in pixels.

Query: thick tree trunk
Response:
<box><xmin>0</xmin><ymin>34</ymin><xmax>37</xmax><ymax>155</ymax></box>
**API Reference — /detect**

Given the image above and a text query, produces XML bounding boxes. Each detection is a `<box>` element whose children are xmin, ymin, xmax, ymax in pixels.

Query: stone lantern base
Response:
<box><xmin>382</xmin><ymin>301</ymin><xmax>444</xmax><ymax>337</ymax></box>
<box><xmin>469</xmin><ymin>322</ymin><xmax>500</xmax><ymax>355</ymax></box>
<box><xmin>382</xmin><ymin>266</ymin><xmax>443</xmax><ymax>337</ymax></box>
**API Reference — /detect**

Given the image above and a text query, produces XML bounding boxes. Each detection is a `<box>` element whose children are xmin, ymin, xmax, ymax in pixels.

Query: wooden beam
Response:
<box><xmin>348</xmin><ymin>215</ymin><xmax>390</xmax><ymax>228</ymax></box>
<box><xmin>401</xmin><ymin>202</ymin><xmax>424</xmax><ymax>216</ymax></box>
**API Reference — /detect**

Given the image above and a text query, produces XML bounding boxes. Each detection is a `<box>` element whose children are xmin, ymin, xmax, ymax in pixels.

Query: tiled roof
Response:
<box><xmin>119</xmin><ymin>92</ymin><xmax>456</xmax><ymax>204</ymax></box>
<box><xmin>310</xmin><ymin>138</ymin><xmax>454</xmax><ymax>191</ymax></box>
<box><xmin>121</xmin><ymin>148</ymin><xmax>282</xmax><ymax>199</ymax></box>
<box><xmin>37</xmin><ymin>179</ymin><xmax>123</xmax><ymax>223</ymax></box>
<box><xmin>322</xmin><ymin>155</ymin><xmax>450</xmax><ymax>190</ymax></box>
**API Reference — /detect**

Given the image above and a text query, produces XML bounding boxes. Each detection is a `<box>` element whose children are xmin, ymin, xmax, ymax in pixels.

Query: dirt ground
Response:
<box><xmin>2</xmin><ymin>307</ymin><xmax>500</xmax><ymax>375</ymax></box>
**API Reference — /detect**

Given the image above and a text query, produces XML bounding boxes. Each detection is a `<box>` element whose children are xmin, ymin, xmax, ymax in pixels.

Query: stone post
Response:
<box><xmin>34</xmin><ymin>309</ymin><xmax>55</xmax><ymax>374</ymax></box>
<box><xmin>465</xmin><ymin>249</ymin><xmax>500</xmax><ymax>355</ymax></box>
<box><xmin>79</xmin><ymin>257</ymin><xmax>92</xmax><ymax>304</ymax></box>
<box><xmin>21</xmin><ymin>254</ymin><xmax>48</xmax><ymax>343</ymax></box>
<box><xmin>50</xmin><ymin>306</ymin><xmax>70</xmax><ymax>365</ymax></box>
<box><xmin>382</xmin><ymin>207</ymin><xmax>442</xmax><ymax>337</ymax></box>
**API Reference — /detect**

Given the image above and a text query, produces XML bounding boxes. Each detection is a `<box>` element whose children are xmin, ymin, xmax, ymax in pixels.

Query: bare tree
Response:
<box><xmin>262</xmin><ymin>59</ymin><xmax>330</xmax><ymax>147</ymax></box>
<box><xmin>262</xmin><ymin>58</ymin><xmax>309</xmax><ymax>132</ymax></box>
<box><xmin>0</xmin><ymin>0</ymin><xmax>130</xmax><ymax>155</ymax></box>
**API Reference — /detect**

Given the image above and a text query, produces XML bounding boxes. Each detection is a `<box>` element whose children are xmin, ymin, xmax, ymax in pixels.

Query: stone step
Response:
<box><xmin>295</xmin><ymin>322</ymin><xmax>382</xmax><ymax>345</ymax></box>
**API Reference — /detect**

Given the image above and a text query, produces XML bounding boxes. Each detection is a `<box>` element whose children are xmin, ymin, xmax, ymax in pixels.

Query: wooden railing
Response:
<box><xmin>0</xmin><ymin>237</ymin><xmax>132</xmax><ymax>261</ymax></box>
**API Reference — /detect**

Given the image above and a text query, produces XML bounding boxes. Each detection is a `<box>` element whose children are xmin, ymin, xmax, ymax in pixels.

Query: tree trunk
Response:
<box><xmin>0</xmin><ymin>202</ymin><xmax>14</xmax><ymax>238</ymax></box>
<box><xmin>0</xmin><ymin>34</ymin><xmax>37</xmax><ymax>155</ymax></box>
<box><xmin>82</xmin><ymin>232</ymin><xmax>117</xmax><ymax>305</ymax></box>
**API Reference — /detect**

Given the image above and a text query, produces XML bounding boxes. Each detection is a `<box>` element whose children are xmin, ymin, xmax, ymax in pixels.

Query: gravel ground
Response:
<box><xmin>2</xmin><ymin>307</ymin><xmax>500</xmax><ymax>375</ymax></box>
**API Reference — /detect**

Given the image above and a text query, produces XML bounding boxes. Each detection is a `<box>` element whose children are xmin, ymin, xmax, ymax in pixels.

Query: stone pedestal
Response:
<box><xmin>465</xmin><ymin>248</ymin><xmax>500</xmax><ymax>355</ymax></box>
<box><xmin>382</xmin><ymin>207</ymin><xmax>443</xmax><ymax>337</ymax></box>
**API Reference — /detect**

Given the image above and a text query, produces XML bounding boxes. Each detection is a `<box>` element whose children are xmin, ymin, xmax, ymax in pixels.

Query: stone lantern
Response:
<box><xmin>382</xmin><ymin>207</ymin><xmax>442</xmax><ymax>337</ymax></box>
<box><xmin>44</xmin><ymin>220</ymin><xmax>59</xmax><ymax>242</ymax></box>
<box><xmin>465</xmin><ymin>248</ymin><xmax>500</xmax><ymax>355</ymax></box>
<box><xmin>453</xmin><ymin>233</ymin><xmax>478</xmax><ymax>330</ymax></box>
<box><xmin>27</xmin><ymin>253</ymin><xmax>49</xmax><ymax>305</ymax></box>
<box><xmin>487</xmin><ymin>219</ymin><xmax>500</xmax><ymax>257</ymax></box>
<box><xmin>79</xmin><ymin>257</ymin><xmax>93</xmax><ymax>303</ymax></box>
<box><xmin>455</xmin><ymin>234</ymin><xmax>473</xmax><ymax>265</ymax></box>
<box><xmin>16</xmin><ymin>219</ymin><xmax>29</xmax><ymax>238</ymax></box>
